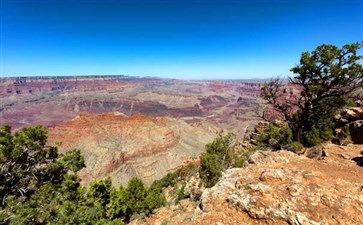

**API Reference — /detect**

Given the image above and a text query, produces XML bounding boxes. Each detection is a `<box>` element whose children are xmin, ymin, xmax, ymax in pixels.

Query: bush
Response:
<box><xmin>199</xmin><ymin>153</ymin><xmax>224</xmax><ymax>188</ymax></box>
<box><xmin>149</xmin><ymin>169</ymin><xmax>181</xmax><ymax>192</ymax></box>
<box><xmin>303</xmin><ymin>127</ymin><xmax>333</xmax><ymax>147</ymax></box>
<box><xmin>258</xmin><ymin>124</ymin><xmax>293</xmax><ymax>150</ymax></box>
<box><xmin>199</xmin><ymin>132</ymin><xmax>238</xmax><ymax>188</ymax></box>
<box><xmin>286</xmin><ymin>141</ymin><xmax>304</xmax><ymax>153</ymax></box>
<box><xmin>175</xmin><ymin>185</ymin><xmax>186</xmax><ymax>204</ymax></box>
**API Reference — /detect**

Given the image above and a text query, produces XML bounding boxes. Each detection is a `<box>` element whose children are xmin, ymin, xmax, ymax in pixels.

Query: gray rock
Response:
<box><xmin>306</xmin><ymin>147</ymin><xmax>321</xmax><ymax>159</ymax></box>
<box><xmin>268</xmin><ymin>138</ymin><xmax>280</xmax><ymax>149</ymax></box>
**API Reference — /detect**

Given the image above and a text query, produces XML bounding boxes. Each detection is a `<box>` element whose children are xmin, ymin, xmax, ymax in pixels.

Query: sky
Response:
<box><xmin>1</xmin><ymin>0</ymin><xmax>363</xmax><ymax>79</ymax></box>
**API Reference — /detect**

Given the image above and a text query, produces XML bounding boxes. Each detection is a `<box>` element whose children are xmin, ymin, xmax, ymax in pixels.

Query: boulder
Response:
<box><xmin>306</xmin><ymin>146</ymin><xmax>322</xmax><ymax>159</ymax></box>
<box><xmin>350</xmin><ymin>120</ymin><xmax>363</xmax><ymax>144</ymax></box>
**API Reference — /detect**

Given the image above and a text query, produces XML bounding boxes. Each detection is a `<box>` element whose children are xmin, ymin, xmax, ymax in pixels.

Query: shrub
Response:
<box><xmin>258</xmin><ymin>124</ymin><xmax>293</xmax><ymax>150</ymax></box>
<box><xmin>303</xmin><ymin>127</ymin><xmax>333</xmax><ymax>147</ymax></box>
<box><xmin>175</xmin><ymin>185</ymin><xmax>186</xmax><ymax>204</ymax></box>
<box><xmin>199</xmin><ymin>132</ymin><xmax>238</xmax><ymax>188</ymax></box>
<box><xmin>199</xmin><ymin>153</ymin><xmax>224</xmax><ymax>188</ymax></box>
<box><xmin>286</xmin><ymin>141</ymin><xmax>304</xmax><ymax>153</ymax></box>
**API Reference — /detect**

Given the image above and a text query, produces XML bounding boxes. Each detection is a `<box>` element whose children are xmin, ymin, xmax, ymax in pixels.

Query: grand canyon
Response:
<box><xmin>2</xmin><ymin>74</ymin><xmax>363</xmax><ymax>225</ymax></box>
<box><xmin>0</xmin><ymin>75</ymin><xmax>264</xmax><ymax>185</ymax></box>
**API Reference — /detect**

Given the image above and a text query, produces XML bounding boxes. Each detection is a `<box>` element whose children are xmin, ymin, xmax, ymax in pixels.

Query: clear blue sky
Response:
<box><xmin>1</xmin><ymin>0</ymin><xmax>362</xmax><ymax>79</ymax></box>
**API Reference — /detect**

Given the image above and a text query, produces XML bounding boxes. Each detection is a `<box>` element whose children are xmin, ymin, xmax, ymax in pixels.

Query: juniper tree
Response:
<box><xmin>261</xmin><ymin>42</ymin><xmax>363</xmax><ymax>146</ymax></box>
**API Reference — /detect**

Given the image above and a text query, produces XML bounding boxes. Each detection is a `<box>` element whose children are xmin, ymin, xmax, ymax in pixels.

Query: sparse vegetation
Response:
<box><xmin>257</xmin><ymin>123</ymin><xmax>303</xmax><ymax>153</ymax></box>
<box><xmin>199</xmin><ymin>132</ymin><xmax>250</xmax><ymax>188</ymax></box>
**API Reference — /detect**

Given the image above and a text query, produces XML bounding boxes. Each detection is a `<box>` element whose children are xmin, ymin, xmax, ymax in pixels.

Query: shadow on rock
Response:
<box><xmin>351</xmin><ymin>157</ymin><xmax>363</xmax><ymax>167</ymax></box>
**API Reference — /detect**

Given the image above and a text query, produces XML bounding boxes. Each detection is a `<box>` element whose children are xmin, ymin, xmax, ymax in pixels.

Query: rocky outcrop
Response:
<box><xmin>336</xmin><ymin>107</ymin><xmax>363</xmax><ymax>123</ymax></box>
<box><xmin>129</xmin><ymin>142</ymin><xmax>363</xmax><ymax>225</ymax></box>
<box><xmin>47</xmin><ymin>112</ymin><xmax>216</xmax><ymax>186</ymax></box>
<box><xmin>197</xmin><ymin>144</ymin><xmax>363</xmax><ymax>225</ymax></box>
<box><xmin>335</xmin><ymin>107</ymin><xmax>363</xmax><ymax>144</ymax></box>
<box><xmin>247</xmin><ymin>121</ymin><xmax>269</xmax><ymax>145</ymax></box>
<box><xmin>350</xmin><ymin>120</ymin><xmax>363</xmax><ymax>144</ymax></box>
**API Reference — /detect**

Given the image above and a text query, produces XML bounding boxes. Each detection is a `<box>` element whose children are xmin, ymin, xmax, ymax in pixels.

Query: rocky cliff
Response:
<box><xmin>131</xmin><ymin>143</ymin><xmax>363</xmax><ymax>225</ymax></box>
<box><xmin>47</xmin><ymin>112</ymin><xmax>216</xmax><ymax>185</ymax></box>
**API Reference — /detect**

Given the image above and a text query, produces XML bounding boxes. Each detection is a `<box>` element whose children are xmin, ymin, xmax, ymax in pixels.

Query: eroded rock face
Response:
<box><xmin>336</xmin><ymin>107</ymin><xmax>363</xmax><ymax>123</ymax></box>
<box><xmin>48</xmin><ymin>112</ymin><xmax>216</xmax><ymax>185</ymax></box>
<box><xmin>199</xmin><ymin>145</ymin><xmax>363</xmax><ymax>225</ymax></box>
<box><xmin>0</xmin><ymin>76</ymin><xmax>264</xmax><ymax>143</ymax></box>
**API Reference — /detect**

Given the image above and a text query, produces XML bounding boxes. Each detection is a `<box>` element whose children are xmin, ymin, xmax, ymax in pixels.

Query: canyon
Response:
<box><xmin>0</xmin><ymin>75</ymin><xmax>264</xmax><ymax>184</ymax></box>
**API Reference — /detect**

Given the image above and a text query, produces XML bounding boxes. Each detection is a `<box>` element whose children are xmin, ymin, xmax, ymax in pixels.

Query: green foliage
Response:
<box><xmin>257</xmin><ymin>124</ymin><xmax>305</xmax><ymax>153</ymax></box>
<box><xmin>344</xmin><ymin>99</ymin><xmax>358</xmax><ymax>107</ymax></box>
<box><xmin>205</xmin><ymin>132</ymin><xmax>236</xmax><ymax>167</ymax></box>
<box><xmin>0</xmin><ymin>125</ymin><xmax>13</xmax><ymax>160</ymax></box>
<box><xmin>200</xmin><ymin>153</ymin><xmax>224</xmax><ymax>188</ymax></box>
<box><xmin>144</xmin><ymin>188</ymin><xmax>166</xmax><ymax>215</ymax></box>
<box><xmin>0</xmin><ymin>125</ymin><xmax>165</xmax><ymax>225</ymax></box>
<box><xmin>96</xmin><ymin>218</ymin><xmax>125</xmax><ymax>225</ymax></box>
<box><xmin>149</xmin><ymin>162</ymin><xmax>198</xmax><ymax>206</ymax></box>
<box><xmin>303</xmin><ymin>127</ymin><xmax>333</xmax><ymax>147</ymax></box>
<box><xmin>258</xmin><ymin>124</ymin><xmax>292</xmax><ymax>149</ymax></box>
<box><xmin>233</xmin><ymin>154</ymin><xmax>248</xmax><ymax>168</ymax></box>
<box><xmin>286</xmin><ymin>141</ymin><xmax>304</xmax><ymax>153</ymax></box>
<box><xmin>175</xmin><ymin>185</ymin><xmax>186</xmax><ymax>204</ymax></box>
<box><xmin>337</xmin><ymin>124</ymin><xmax>351</xmax><ymax>140</ymax></box>
<box><xmin>261</xmin><ymin>42</ymin><xmax>363</xmax><ymax>146</ymax></box>
<box><xmin>199</xmin><ymin>132</ymin><xmax>238</xmax><ymax>188</ymax></box>
<box><xmin>124</xmin><ymin>177</ymin><xmax>148</xmax><ymax>217</ymax></box>
<box><xmin>106</xmin><ymin>186</ymin><xmax>127</xmax><ymax>220</ymax></box>
<box><xmin>0</xmin><ymin>125</ymin><xmax>85</xmax><ymax>205</ymax></box>
<box><xmin>89</xmin><ymin>177</ymin><xmax>114</xmax><ymax>207</ymax></box>
<box><xmin>150</xmin><ymin>169</ymin><xmax>181</xmax><ymax>193</ymax></box>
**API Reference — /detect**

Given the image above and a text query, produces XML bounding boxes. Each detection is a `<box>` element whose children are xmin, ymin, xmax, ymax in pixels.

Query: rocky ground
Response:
<box><xmin>130</xmin><ymin>143</ymin><xmax>363</xmax><ymax>225</ymax></box>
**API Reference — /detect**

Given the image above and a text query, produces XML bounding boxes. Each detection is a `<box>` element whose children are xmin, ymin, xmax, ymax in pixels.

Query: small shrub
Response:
<box><xmin>160</xmin><ymin>218</ymin><xmax>170</xmax><ymax>225</ymax></box>
<box><xmin>199</xmin><ymin>153</ymin><xmax>224</xmax><ymax>188</ymax></box>
<box><xmin>258</xmin><ymin>124</ymin><xmax>293</xmax><ymax>150</ymax></box>
<box><xmin>338</xmin><ymin>124</ymin><xmax>350</xmax><ymax>140</ymax></box>
<box><xmin>303</xmin><ymin>127</ymin><xmax>333</xmax><ymax>147</ymax></box>
<box><xmin>344</xmin><ymin>99</ymin><xmax>358</xmax><ymax>107</ymax></box>
<box><xmin>243</xmin><ymin>183</ymin><xmax>252</xmax><ymax>190</ymax></box>
<box><xmin>233</xmin><ymin>155</ymin><xmax>247</xmax><ymax>168</ymax></box>
<box><xmin>199</xmin><ymin>132</ymin><xmax>238</xmax><ymax>188</ymax></box>
<box><xmin>303</xmin><ymin>128</ymin><xmax>322</xmax><ymax>147</ymax></box>
<box><xmin>286</xmin><ymin>141</ymin><xmax>304</xmax><ymax>154</ymax></box>
<box><xmin>175</xmin><ymin>185</ymin><xmax>186</xmax><ymax>204</ymax></box>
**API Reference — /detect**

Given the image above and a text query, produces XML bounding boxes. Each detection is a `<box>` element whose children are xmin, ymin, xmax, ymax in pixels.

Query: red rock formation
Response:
<box><xmin>47</xmin><ymin>112</ymin><xmax>215</xmax><ymax>185</ymax></box>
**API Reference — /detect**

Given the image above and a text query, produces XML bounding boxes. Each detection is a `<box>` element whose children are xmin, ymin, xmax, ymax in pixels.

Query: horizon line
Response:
<box><xmin>0</xmin><ymin>74</ymin><xmax>278</xmax><ymax>81</ymax></box>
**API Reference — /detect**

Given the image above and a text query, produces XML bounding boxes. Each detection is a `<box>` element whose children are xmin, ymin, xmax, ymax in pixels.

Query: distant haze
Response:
<box><xmin>1</xmin><ymin>0</ymin><xmax>362</xmax><ymax>79</ymax></box>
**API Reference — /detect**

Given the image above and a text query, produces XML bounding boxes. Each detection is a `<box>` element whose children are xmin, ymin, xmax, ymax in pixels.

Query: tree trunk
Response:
<box><xmin>293</xmin><ymin>127</ymin><xmax>302</xmax><ymax>143</ymax></box>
